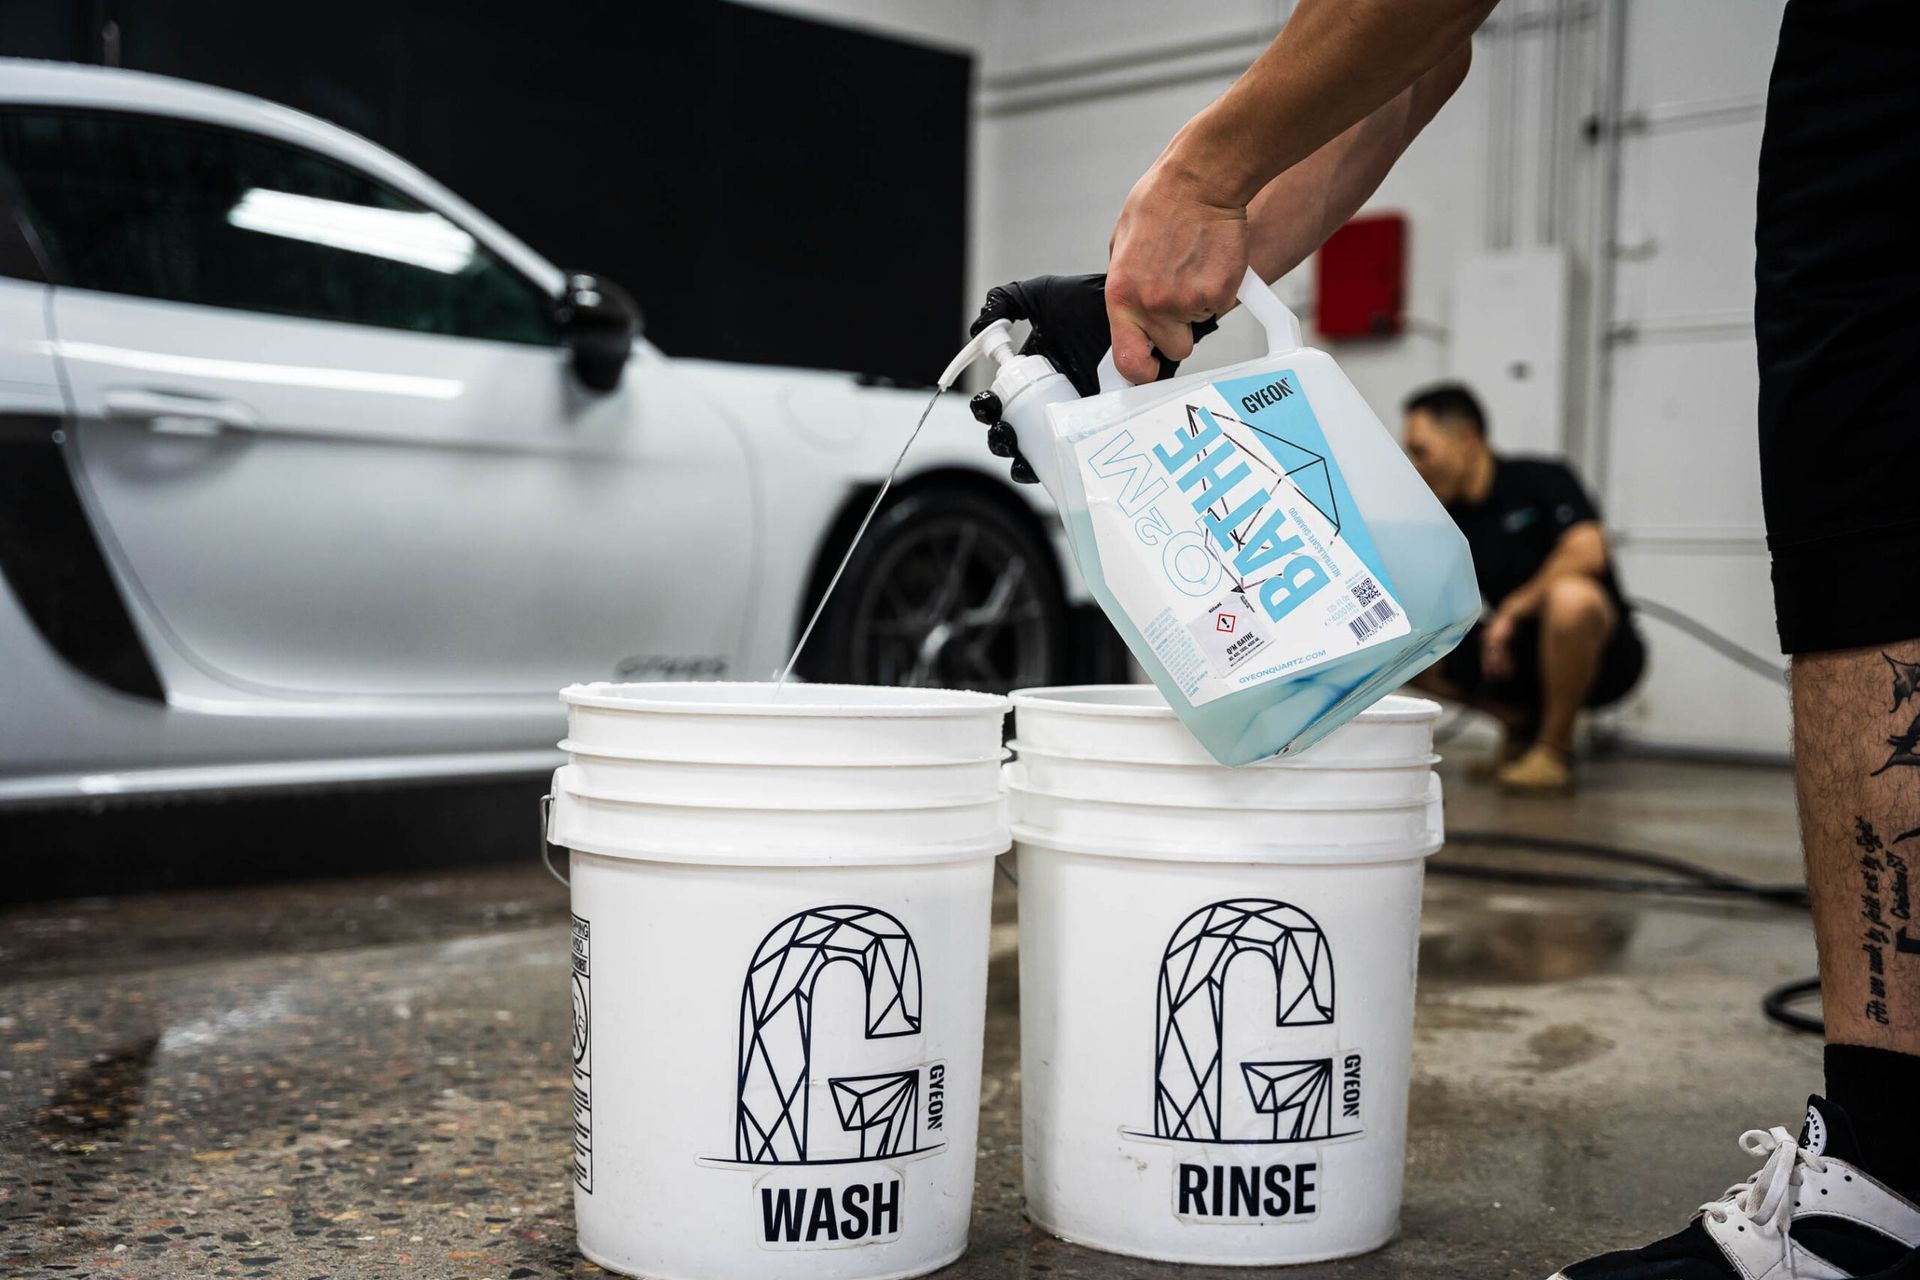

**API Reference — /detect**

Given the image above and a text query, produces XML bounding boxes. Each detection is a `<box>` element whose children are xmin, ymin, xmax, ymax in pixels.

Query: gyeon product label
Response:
<box><xmin>1072</xmin><ymin>370</ymin><xmax>1408</xmax><ymax>706</ymax></box>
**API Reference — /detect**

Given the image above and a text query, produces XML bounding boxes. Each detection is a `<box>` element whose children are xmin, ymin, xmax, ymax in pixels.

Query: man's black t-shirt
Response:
<box><xmin>1446</xmin><ymin>456</ymin><xmax>1625</xmax><ymax>611</ymax></box>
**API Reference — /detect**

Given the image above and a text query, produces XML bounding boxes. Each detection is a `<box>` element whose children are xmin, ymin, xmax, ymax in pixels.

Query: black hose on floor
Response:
<box><xmin>1435</xmin><ymin>828</ymin><xmax>1810</xmax><ymax>908</ymax></box>
<box><xmin>1434</xmin><ymin>828</ymin><xmax>1821</xmax><ymax>1034</ymax></box>
<box><xmin>1762</xmin><ymin>976</ymin><xmax>1825</xmax><ymax>1034</ymax></box>
<box><xmin>1427</xmin><ymin>595</ymin><xmax>1820</xmax><ymax>1031</ymax></box>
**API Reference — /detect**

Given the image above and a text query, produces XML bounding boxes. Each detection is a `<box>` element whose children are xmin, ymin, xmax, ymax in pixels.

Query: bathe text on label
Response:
<box><xmin>1153</xmin><ymin>408</ymin><xmax>1329</xmax><ymax>623</ymax></box>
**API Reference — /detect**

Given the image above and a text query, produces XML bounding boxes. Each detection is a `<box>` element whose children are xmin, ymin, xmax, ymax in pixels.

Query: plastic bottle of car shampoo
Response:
<box><xmin>939</xmin><ymin>269</ymin><xmax>1480</xmax><ymax>765</ymax></box>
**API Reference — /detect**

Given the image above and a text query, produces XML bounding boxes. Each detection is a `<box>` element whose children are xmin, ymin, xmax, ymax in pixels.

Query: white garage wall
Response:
<box><xmin>744</xmin><ymin>0</ymin><xmax>1793</xmax><ymax>757</ymax></box>
<box><xmin>1598</xmin><ymin>0</ymin><xmax>1788</xmax><ymax>755</ymax></box>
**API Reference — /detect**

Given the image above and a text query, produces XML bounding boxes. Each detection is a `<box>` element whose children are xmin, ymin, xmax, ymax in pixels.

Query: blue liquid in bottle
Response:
<box><xmin>1061</xmin><ymin>508</ymin><xmax>1478</xmax><ymax>764</ymax></box>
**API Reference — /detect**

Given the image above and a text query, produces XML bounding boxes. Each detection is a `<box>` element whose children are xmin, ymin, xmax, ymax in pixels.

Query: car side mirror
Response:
<box><xmin>555</xmin><ymin>273</ymin><xmax>639</xmax><ymax>392</ymax></box>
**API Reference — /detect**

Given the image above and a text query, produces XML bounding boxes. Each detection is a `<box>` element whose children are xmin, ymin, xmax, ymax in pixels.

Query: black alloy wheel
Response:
<box><xmin>800</xmin><ymin>488</ymin><xmax>1069</xmax><ymax>694</ymax></box>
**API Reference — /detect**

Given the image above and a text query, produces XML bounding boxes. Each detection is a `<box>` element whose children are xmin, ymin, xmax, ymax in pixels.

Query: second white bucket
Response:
<box><xmin>1011</xmin><ymin>687</ymin><xmax>1441</xmax><ymax>1266</ymax></box>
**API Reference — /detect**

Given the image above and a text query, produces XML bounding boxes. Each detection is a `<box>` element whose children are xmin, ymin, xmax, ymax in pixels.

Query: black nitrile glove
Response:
<box><xmin>972</xmin><ymin>274</ymin><xmax>1112</xmax><ymax>400</ymax></box>
<box><xmin>968</xmin><ymin>272</ymin><xmax>1217</xmax><ymax>484</ymax></box>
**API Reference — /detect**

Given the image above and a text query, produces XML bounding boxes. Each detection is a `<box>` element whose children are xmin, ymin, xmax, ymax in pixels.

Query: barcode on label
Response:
<box><xmin>1352</xmin><ymin>576</ymin><xmax>1383</xmax><ymax>608</ymax></box>
<box><xmin>1348</xmin><ymin>599</ymin><xmax>1399</xmax><ymax>641</ymax></box>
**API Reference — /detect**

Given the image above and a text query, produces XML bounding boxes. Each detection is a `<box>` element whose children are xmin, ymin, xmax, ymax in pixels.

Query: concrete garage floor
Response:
<box><xmin>1</xmin><ymin>755</ymin><xmax>1820</xmax><ymax>1279</ymax></box>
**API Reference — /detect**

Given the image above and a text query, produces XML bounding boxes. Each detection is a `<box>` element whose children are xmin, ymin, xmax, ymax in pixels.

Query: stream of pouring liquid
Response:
<box><xmin>773</xmin><ymin>386</ymin><xmax>946</xmax><ymax>690</ymax></box>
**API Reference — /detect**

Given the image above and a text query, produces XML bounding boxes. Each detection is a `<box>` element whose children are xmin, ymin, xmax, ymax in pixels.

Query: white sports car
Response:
<box><xmin>0</xmin><ymin>59</ymin><xmax>1093</xmax><ymax>807</ymax></box>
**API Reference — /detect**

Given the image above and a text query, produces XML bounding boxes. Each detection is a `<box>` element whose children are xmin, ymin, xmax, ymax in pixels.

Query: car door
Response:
<box><xmin>0</xmin><ymin>106</ymin><xmax>753</xmax><ymax>698</ymax></box>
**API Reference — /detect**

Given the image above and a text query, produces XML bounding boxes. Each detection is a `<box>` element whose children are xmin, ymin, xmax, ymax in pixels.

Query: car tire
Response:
<box><xmin>796</xmin><ymin>486</ymin><xmax>1071</xmax><ymax>694</ymax></box>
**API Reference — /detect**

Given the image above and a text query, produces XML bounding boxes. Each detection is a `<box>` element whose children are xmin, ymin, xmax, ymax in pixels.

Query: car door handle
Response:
<box><xmin>103</xmin><ymin>389</ymin><xmax>261</xmax><ymax>437</ymax></box>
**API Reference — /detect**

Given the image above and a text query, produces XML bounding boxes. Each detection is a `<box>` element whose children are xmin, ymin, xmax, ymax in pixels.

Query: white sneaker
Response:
<box><xmin>1547</xmin><ymin>1097</ymin><xmax>1920</xmax><ymax>1279</ymax></box>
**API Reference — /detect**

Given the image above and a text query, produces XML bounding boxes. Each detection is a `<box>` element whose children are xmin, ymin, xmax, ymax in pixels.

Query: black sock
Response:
<box><xmin>1826</xmin><ymin>1043</ymin><xmax>1920</xmax><ymax>1199</ymax></box>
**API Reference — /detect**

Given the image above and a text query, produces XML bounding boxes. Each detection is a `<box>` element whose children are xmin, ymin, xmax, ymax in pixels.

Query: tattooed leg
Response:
<box><xmin>1793</xmin><ymin>644</ymin><xmax>1920</xmax><ymax>1049</ymax></box>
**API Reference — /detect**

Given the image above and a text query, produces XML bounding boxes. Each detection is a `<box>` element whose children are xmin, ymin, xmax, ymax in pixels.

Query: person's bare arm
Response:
<box><xmin>1106</xmin><ymin>0</ymin><xmax>1496</xmax><ymax>383</ymax></box>
<box><xmin>1480</xmin><ymin>522</ymin><xmax>1612</xmax><ymax>678</ymax></box>
<box><xmin>1244</xmin><ymin>43</ymin><xmax>1472</xmax><ymax>283</ymax></box>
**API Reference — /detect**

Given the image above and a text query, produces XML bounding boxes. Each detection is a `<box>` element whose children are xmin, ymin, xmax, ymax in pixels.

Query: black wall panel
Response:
<box><xmin>3</xmin><ymin>0</ymin><xmax>970</xmax><ymax>384</ymax></box>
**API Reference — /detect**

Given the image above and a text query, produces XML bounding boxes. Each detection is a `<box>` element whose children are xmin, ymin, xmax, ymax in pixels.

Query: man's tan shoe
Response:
<box><xmin>1495</xmin><ymin>744</ymin><xmax>1573</xmax><ymax>792</ymax></box>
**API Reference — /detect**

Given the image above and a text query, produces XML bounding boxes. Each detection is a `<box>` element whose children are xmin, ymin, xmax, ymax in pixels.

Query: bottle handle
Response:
<box><xmin>1094</xmin><ymin>267</ymin><xmax>1302</xmax><ymax>394</ymax></box>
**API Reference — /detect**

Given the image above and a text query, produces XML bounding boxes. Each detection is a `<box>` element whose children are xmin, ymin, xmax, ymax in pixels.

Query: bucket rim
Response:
<box><xmin>562</xmin><ymin>834</ymin><xmax>1008</xmax><ymax>867</ymax></box>
<box><xmin>1007</xmin><ymin>740</ymin><xmax>1439</xmax><ymax>772</ymax></box>
<box><xmin>561</xmin><ymin>680</ymin><xmax>1011</xmax><ymax>717</ymax></box>
<box><xmin>1011</xmin><ymin>823</ymin><xmax>1441</xmax><ymax>866</ymax></box>
<box><xmin>1005</xmin><ymin>773</ymin><xmax>1435</xmax><ymax>815</ymax></box>
<box><xmin>557</xmin><ymin>769</ymin><xmax>1007</xmax><ymax>814</ymax></box>
<box><xmin>557</xmin><ymin>738</ymin><xmax>1011</xmax><ymax>768</ymax></box>
<box><xmin>1008</xmin><ymin>684</ymin><xmax>1443</xmax><ymax>723</ymax></box>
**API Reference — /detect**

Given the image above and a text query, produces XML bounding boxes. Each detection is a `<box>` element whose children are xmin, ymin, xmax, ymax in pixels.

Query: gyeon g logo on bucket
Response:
<box><xmin>1125</xmin><ymin>898</ymin><xmax>1362</xmax><ymax>1225</ymax></box>
<box><xmin>704</xmin><ymin>904</ymin><xmax>944</xmax><ymax>1250</ymax></box>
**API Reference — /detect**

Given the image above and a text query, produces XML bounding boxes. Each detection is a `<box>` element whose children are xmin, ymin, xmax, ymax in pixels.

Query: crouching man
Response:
<box><xmin>1402</xmin><ymin>383</ymin><xmax>1645</xmax><ymax>791</ymax></box>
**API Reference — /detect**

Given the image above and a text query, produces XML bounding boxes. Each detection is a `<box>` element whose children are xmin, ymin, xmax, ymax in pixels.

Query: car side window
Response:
<box><xmin>0</xmin><ymin>108</ymin><xmax>558</xmax><ymax>345</ymax></box>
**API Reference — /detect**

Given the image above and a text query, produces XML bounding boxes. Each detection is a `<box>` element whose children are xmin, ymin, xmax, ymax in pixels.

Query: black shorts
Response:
<box><xmin>1757</xmin><ymin>0</ymin><xmax>1920</xmax><ymax>654</ymax></box>
<box><xmin>1439</xmin><ymin>616</ymin><xmax>1646</xmax><ymax>717</ymax></box>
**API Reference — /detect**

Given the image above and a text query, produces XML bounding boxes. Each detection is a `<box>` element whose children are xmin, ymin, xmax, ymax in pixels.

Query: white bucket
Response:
<box><xmin>1009</xmin><ymin>688</ymin><xmax>1440</xmax><ymax>1266</ymax></box>
<box><xmin>1009</xmin><ymin>685</ymin><xmax>1441</xmax><ymax>768</ymax></box>
<box><xmin>550</xmin><ymin>682</ymin><xmax>1008</xmax><ymax>1280</ymax></box>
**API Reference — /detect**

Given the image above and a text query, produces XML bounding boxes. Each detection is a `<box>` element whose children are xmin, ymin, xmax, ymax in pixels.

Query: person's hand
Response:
<box><xmin>968</xmin><ymin>274</ymin><xmax>1216</xmax><ymax>484</ymax></box>
<box><xmin>1481</xmin><ymin>611</ymin><xmax>1517</xmax><ymax>682</ymax></box>
<box><xmin>1106</xmin><ymin>159</ymin><xmax>1249</xmax><ymax>386</ymax></box>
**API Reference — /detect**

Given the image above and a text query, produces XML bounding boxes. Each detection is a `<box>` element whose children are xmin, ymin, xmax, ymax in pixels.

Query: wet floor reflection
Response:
<box><xmin>1419</xmin><ymin>902</ymin><xmax>1639</xmax><ymax>984</ymax></box>
<box><xmin>32</xmin><ymin>1035</ymin><xmax>160</xmax><ymax>1154</ymax></box>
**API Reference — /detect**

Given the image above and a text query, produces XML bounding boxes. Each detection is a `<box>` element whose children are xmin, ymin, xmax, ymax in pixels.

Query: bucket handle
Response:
<box><xmin>1425</xmin><ymin>773</ymin><xmax>1446</xmax><ymax>846</ymax></box>
<box><xmin>539</xmin><ymin>792</ymin><xmax>570</xmax><ymax>889</ymax></box>
<box><xmin>1094</xmin><ymin>267</ymin><xmax>1305</xmax><ymax>394</ymax></box>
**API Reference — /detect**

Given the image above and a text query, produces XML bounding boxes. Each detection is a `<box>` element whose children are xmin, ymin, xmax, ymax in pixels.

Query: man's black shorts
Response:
<box><xmin>1439</xmin><ymin>617</ymin><xmax>1645</xmax><ymax>718</ymax></box>
<box><xmin>1757</xmin><ymin>0</ymin><xmax>1920</xmax><ymax>654</ymax></box>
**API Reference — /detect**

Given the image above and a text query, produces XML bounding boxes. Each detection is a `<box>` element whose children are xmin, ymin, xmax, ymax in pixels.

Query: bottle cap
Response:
<box><xmin>937</xmin><ymin>320</ymin><xmax>1017</xmax><ymax>390</ymax></box>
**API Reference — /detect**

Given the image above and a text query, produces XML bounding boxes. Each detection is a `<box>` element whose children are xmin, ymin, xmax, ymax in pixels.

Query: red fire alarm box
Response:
<box><xmin>1314</xmin><ymin>212</ymin><xmax>1406</xmax><ymax>339</ymax></box>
